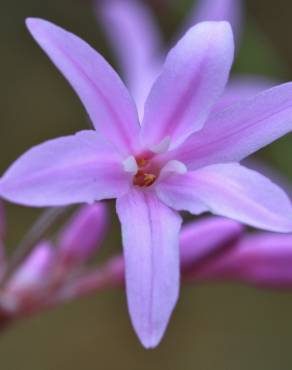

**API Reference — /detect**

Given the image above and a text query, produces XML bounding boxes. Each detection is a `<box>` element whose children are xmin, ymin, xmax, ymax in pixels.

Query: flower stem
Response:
<box><xmin>0</xmin><ymin>207</ymin><xmax>69</xmax><ymax>287</ymax></box>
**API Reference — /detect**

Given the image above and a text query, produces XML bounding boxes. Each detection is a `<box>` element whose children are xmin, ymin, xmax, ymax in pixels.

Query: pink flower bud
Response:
<box><xmin>58</xmin><ymin>203</ymin><xmax>108</xmax><ymax>267</ymax></box>
<box><xmin>180</xmin><ymin>217</ymin><xmax>244</xmax><ymax>273</ymax></box>
<box><xmin>193</xmin><ymin>233</ymin><xmax>292</xmax><ymax>288</ymax></box>
<box><xmin>7</xmin><ymin>242</ymin><xmax>55</xmax><ymax>294</ymax></box>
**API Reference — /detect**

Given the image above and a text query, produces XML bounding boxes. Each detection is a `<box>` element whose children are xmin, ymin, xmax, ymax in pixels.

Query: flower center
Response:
<box><xmin>123</xmin><ymin>149</ymin><xmax>188</xmax><ymax>189</ymax></box>
<box><xmin>133</xmin><ymin>158</ymin><xmax>157</xmax><ymax>187</ymax></box>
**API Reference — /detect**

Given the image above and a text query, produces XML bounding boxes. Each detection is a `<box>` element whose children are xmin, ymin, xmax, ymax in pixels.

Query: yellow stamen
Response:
<box><xmin>133</xmin><ymin>171</ymin><xmax>156</xmax><ymax>187</ymax></box>
<box><xmin>143</xmin><ymin>173</ymin><xmax>156</xmax><ymax>187</ymax></box>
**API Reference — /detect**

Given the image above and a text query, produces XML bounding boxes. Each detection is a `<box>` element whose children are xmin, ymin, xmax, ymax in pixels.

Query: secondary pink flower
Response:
<box><xmin>1</xmin><ymin>19</ymin><xmax>292</xmax><ymax>347</ymax></box>
<box><xmin>96</xmin><ymin>0</ymin><xmax>270</xmax><ymax>118</ymax></box>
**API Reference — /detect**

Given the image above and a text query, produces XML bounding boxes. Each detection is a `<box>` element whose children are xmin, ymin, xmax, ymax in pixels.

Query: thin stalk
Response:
<box><xmin>0</xmin><ymin>207</ymin><xmax>69</xmax><ymax>287</ymax></box>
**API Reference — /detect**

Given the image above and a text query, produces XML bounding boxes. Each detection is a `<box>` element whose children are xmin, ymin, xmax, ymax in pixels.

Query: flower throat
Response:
<box><xmin>133</xmin><ymin>158</ymin><xmax>157</xmax><ymax>187</ymax></box>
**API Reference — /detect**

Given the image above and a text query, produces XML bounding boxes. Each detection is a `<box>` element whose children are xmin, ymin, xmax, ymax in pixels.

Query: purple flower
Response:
<box><xmin>1</xmin><ymin>19</ymin><xmax>292</xmax><ymax>348</ymax></box>
<box><xmin>96</xmin><ymin>0</ymin><xmax>274</xmax><ymax>117</ymax></box>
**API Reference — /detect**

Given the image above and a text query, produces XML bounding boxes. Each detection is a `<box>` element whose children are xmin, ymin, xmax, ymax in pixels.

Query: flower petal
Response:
<box><xmin>96</xmin><ymin>0</ymin><xmax>161</xmax><ymax>117</ymax></box>
<box><xmin>173</xmin><ymin>82</ymin><xmax>292</xmax><ymax>169</ymax></box>
<box><xmin>0</xmin><ymin>131</ymin><xmax>130</xmax><ymax>207</ymax></box>
<box><xmin>116</xmin><ymin>189</ymin><xmax>182</xmax><ymax>348</ymax></box>
<box><xmin>141</xmin><ymin>21</ymin><xmax>234</xmax><ymax>149</ymax></box>
<box><xmin>156</xmin><ymin>163</ymin><xmax>292</xmax><ymax>232</ymax></box>
<box><xmin>58</xmin><ymin>203</ymin><xmax>108</xmax><ymax>266</ymax></box>
<box><xmin>180</xmin><ymin>217</ymin><xmax>243</xmax><ymax>270</ymax></box>
<box><xmin>26</xmin><ymin>18</ymin><xmax>140</xmax><ymax>155</ymax></box>
<box><xmin>212</xmin><ymin>75</ymin><xmax>275</xmax><ymax>114</ymax></box>
<box><xmin>7</xmin><ymin>242</ymin><xmax>55</xmax><ymax>294</ymax></box>
<box><xmin>231</xmin><ymin>233</ymin><xmax>292</xmax><ymax>288</ymax></box>
<box><xmin>191</xmin><ymin>233</ymin><xmax>292</xmax><ymax>289</ymax></box>
<box><xmin>191</xmin><ymin>0</ymin><xmax>243</xmax><ymax>44</ymax></box>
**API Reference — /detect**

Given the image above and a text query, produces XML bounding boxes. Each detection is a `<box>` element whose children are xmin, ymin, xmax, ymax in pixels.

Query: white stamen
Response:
<box><xmin>123</xmin><ymin>156</ymin><xmax>138</xmax><ymax>173</ymax></box>
<box><xmin>150</xmin><ymin>136</ymin><xmax>171</xmax><ymax>154</ymax></box>
<box><xmin>160</xmin><ymin>160</ymin><xmax>187</xmax><ymax>177</ymax></box>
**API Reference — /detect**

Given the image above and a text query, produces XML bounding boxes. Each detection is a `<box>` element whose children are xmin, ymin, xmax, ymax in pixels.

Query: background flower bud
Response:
<box><xmin>58</xmin><ymin>203</ymin><xmax>108</xmax><ymax>268</ymax></box>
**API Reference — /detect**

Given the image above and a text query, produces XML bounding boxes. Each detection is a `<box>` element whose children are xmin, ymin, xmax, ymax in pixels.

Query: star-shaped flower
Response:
<box><xmin>1</xmin><ymin>18</ymin><xmax>292</xmax><ymax>348</ymax></box>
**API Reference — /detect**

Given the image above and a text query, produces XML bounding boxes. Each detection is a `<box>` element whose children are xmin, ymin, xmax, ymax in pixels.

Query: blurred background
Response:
<box><xmin>0</xmin><ymin>0</ymin><xmax>292</xmax><ymax>369</ymax></box>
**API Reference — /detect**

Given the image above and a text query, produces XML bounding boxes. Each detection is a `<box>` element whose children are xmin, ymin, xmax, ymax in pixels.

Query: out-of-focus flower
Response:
<box><xmin>58</xmin><ymin>217</ymin><xmax>244</xmax><ymax>297</ymax></box>
<box><xmin>2</xmin><ymin>242</ymin><xmax>56</xmax><ymax>314</ymax></box>
<box><xmin>59</xmin><ymin>217</ymin><xmax>292</xmax><ymax>304</ymax></box>
<box><xmin>96</xmin><ymin>0</ymin><xmax>163</xmax><ymax>117</ymax></box>
<box><xmin>182</xmin><ymin>231</ymin><xmax>292</xmax><ymax>289</ymax></box>
<box><xmin>58</xmin><ymin>202</ymin><xmax>107</xmax><ymax>268</ymax></box>
<box><xmin>190</xmin><ymin>0</ymin><xmax>243</xmax><ymax>43</ymax></box>
<box><xmin>96</xmin><ymin>0</ymin><xmax>273</xmax><ymax>118</ymax></box>
<box><xmin>0</xmin><ymin>204</ymin><xmax>292</xmax><ymax>347</ymax></box>
<box><xmin>0</xmin><ymin>206</ymin><xmax>245</xmax><ymax>326</ymax></box>
<box><xmin>0</xmin><ymin>203</ymin><xmax>108</xmax><ymax>318</ymax></box>
<box><xmin>1</xmin><ymin>19</ymin><xmax>292</xmax><ymax>348</ymax></box>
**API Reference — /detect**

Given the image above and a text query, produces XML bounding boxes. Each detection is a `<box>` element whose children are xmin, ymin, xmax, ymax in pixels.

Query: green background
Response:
<box><xmin>0</xmin><ymin>0</ymin><xmax>292</xmax><ymax>369</ymax></box>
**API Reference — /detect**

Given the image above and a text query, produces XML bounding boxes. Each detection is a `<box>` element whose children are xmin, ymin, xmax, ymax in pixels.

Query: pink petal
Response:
<box><xmin>234</xmin><ymin>234</ymin><xmax>292</xmax><ymax>288</ymax></box>
<box><xmin>212</xmin><ymin>75</ymin><xmax>275</xmax><ymax>114</ymax></box>
<box><xmin>173</xmin><ymin>82</ymin><xmax>292</xmax><ymax>169</ymax></box>
<box><xmin>56</xmin><ymin>217</ymin><xmax>243</xmax><ymax>299</ymax></box>
<box><xmin>0</xmin><ymin>131</ymin><xmax>130</xmax><ymax>207</ymax></box>
<box><xmin>192</xmin><ymin>233</ymin><xmax>292</xmax><ymax>289</ymax></box>
<box><xmin>7</xmin><ymin>242</ymin><xmax>55</xmax><ymax>293</ymax></box>
<box><xmin>243</xmin><ymin>158</ymin><xmax>292</xmax><ymax>200</ymax></box>
<box><xmin>116</xmin><ymin>189</ymin><xmax>182</xmax><ymax>348</ymax></box>
<box><xmin>96</xmin><ymin>0</ymin><xmax>161</xmax><ymax>117</ymax></box>
<box><xmin>180</xmin><ymin>217</ymin><xmax>243</xmax><ymax>270</ymax></box>
<box><xmin>26</xmin><ymin>18</ymin><xmax>140</xmax><ymax>155</ymax></box>
<box><xmin>141</xmin><ymin>21</ymin><xmax>234</xmax><ymax>149</ymax></box>
<box><xmin>157</xmin><ymin>163</ymin><xmax>292</xmax><ymax>232</ymax></box>
<box><xmin>58</xmin><ymin>203</ymin><xmax>108</xmax><ymax>266</ymax></box>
